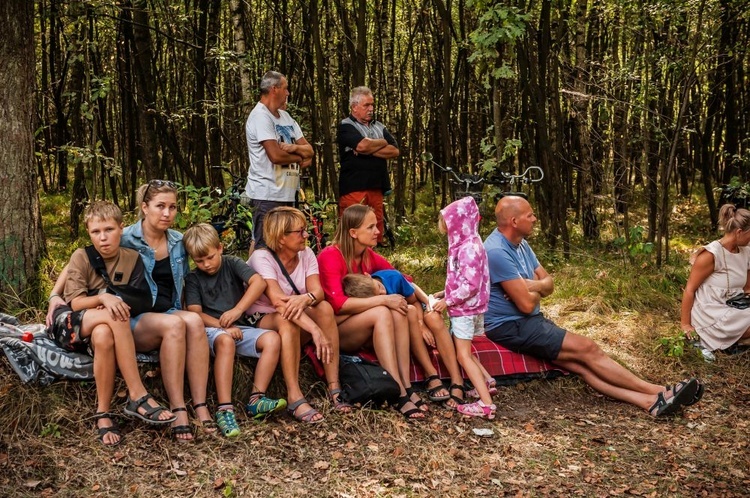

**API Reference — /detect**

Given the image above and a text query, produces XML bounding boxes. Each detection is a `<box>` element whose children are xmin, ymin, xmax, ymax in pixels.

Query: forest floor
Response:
<box><xmin>1</xmin><ymin>301</ymin><xmax>748</xmax><ymax>498</ymax></box>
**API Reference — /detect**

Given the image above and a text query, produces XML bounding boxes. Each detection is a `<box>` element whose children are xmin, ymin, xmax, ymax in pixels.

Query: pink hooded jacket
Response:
<box><xmin>440</xmin><ymin>196</ymin><xmax>490</xmax><ymax>317</ymax></box>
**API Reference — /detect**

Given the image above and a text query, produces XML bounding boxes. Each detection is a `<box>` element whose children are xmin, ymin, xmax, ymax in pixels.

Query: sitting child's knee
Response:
<box><xmin>215</xmin><ymin>333</ymin><xmax>236</xmax><ymax>354</ymax></box>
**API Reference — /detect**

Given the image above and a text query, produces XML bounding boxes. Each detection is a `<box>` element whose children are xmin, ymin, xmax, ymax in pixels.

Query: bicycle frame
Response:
<box><xmin>210</xmin><ymin>166</ymin><xmax>253</xmax><ymax>254</ymax></box>
<box><xmin>297</xmin><ymin>175</ymin><xmax>329</xmax><ymax>254</ymax></box>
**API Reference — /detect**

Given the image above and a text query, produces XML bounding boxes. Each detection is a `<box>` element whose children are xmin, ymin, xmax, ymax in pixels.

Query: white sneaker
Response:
<box><xmin>692</xmin><ymin>342</ymin><xmax>715</xmax><ymax>362</ymax></box>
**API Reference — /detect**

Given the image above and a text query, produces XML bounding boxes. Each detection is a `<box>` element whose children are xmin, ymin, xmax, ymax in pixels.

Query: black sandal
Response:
<box><xmin>192</xmin><ymin>402</ymin><xmax>217</xmax><ymax>432</ymax></box>
<box><xmin>447</xmin><ymin>384</ymin><xmax>466</xmax><ymax>408</ymax></box>
<box><xmin>666</xmin><ymin>381</ymin><xmax>704</xmax><ymax>406</ymax></box>
<box><xmin>123</xmin><ymin>393</ymin><xmax>176</xmax><ymax>425</ymax></box>
<box><xmin>425</xmin><ymin>375</ymin><xmax>450</xmax><ymax>402</ymax></box>
<box><xmin>94</xmin><ymin>412</ymin><xmax>122</xmax><ymax>446</ymax></box>
<box><xmin>395</xmin><ymin>395</ymin><xmax>424</xmax><ymax>420</ymax></box>
<box><xmin>405</xmin><ymin>386</ymin><xmax>428</xmax><ymax>412</ymax></box>
<box><xmin>648</xmin><ymin>392</ymin><xmax>680</xmax><ymax>417</ymax></box>
<box><xmin>170</xmin><ymin>407</ymin><xmax>194</xmax><ymax>442</ymax></box>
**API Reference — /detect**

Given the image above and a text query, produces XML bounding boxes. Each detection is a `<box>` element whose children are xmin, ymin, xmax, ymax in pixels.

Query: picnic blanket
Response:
<box><xmin>305</xmin><ymin>335</ymin><xmax>566</xmax><ymax>386</ymax></box>
<box><xmin>0</xmin><ymin>313</ymin><xmax>94</xmax><ymax>385</ymax></box>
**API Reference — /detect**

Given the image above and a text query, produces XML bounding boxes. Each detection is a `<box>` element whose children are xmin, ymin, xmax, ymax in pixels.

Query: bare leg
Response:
<box><xmin>337</xmin><ymin>307</ymin><xmax>423</xmax><ymax>418</ymax></box>
<box><xmin>259</xmin><ymin>314</ymin><xmax>322</xmax><ymax>422</ymax></box>
<box><xmin>83</xmin><ymin>310</ymin><xmax>173</xmax><ymax>422</ymax></box>
<box><xmin>406</xmin><ymin>306</ymin><xmax>441</xmax><ymax>381</ymax></box>
<box><xmin>172</xmin><ymin>310</ymin><xmax>211</xmax><ymax>424</ymax></box>
<box><xmin>133</xmin><ymin>312</ymin><xmax>190</xmax><ymax>440</ymax></box>
<box><xmin>88</xmin><ymin>324</ymin><xmax>119</xmax><ymax>446</ymax></box>
<box><xmin>423</xmin><ymin>310</ymin><xmax>464</xmax><ymax>396</ymax></box>
<box><xmin>252</xmin><ymin>331</ymin><xmax>280</xmax><ymax>393</ymax></box>
<box><xmin>213</xmin><ymin>333</ymin><xmax>236</xmax><ymax>405</ymax></box>
<box><xmin>305</xmin><ymin>302</ymin><xmax>350</xmax><ymax>412</ymax></box>
<box><xmin>454</xmin><ymin>337</ymin><xmax>493</xmax><ymax>405</ymax></box>
<box><xmin>553</xmin><ymin>332</ymin><xmax>667</xmax><ymax>413</ymax></box>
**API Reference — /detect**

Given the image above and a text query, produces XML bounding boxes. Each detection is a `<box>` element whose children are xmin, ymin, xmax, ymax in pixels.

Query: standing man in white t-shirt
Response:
<box><xmin>245</xmin><ymin>71</ymin><xmax>313</xmax><ymax>248</ymax></box>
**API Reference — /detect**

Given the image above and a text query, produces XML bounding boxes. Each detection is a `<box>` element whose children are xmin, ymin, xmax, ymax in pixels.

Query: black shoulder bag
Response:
<box><xmin>339</xmin><ymin>355</ymin><xmax>400</xmax><ymax>406</ymax></box>
<box><xmin>720</xmin><ymin>245</ymin><xmax>750</xmax><ymax>310</ymax></box>
<box><xmin>84</xmin><ymin>246</ymin><xmax>153</xmax><ymax>316</ymax></box>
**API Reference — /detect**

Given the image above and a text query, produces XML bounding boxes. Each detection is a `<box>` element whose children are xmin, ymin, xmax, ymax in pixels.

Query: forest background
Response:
<box><xmin>2</xmin><ymin>0</ymin><xmax>749</xmax><ymax>306</ymax></box>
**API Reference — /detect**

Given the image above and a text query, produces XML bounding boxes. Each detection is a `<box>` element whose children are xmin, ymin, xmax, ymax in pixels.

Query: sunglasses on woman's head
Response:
<box><xmin>144</xmin><ymin>179</ymin><xmax>177</xmax><ymax>199</ymax></box>
<box><xmin>148</xmin><ymin>179</ymin><xmax>176</xmax><ymax>188</ymax></box>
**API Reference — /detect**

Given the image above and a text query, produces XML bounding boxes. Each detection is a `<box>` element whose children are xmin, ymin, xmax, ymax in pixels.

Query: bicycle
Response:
<box><xmin>209</xmin><ymin>166</ymin><xmax>254</xmax><ymax>255</ymax></box>
<box><xmin>297</xmin><ymin>174</ymin><xmax>331</xmax><ymax>254</ymax></box>
<box><xmin>379</xmin><ymin>192</ymin><xmax>397</xmax><ymax>249</ymax></box>
<box><xmin>422</xmin><ymin>152</ymin><xmax>544</xmax><ymax>203</ymax></box>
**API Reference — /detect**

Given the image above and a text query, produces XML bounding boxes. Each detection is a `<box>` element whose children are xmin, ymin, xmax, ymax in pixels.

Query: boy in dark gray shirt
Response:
<box><xmin>184</xmin><ymin>224</ymin><xmax>286</xmax><ymax>437</ymax></box>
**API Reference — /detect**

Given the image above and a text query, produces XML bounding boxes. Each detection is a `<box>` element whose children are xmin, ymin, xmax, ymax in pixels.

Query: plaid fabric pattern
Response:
<box><xmin>304</xmin><ymin>335</ymin><xmax>566</xmax><ymax>383</ymax></box>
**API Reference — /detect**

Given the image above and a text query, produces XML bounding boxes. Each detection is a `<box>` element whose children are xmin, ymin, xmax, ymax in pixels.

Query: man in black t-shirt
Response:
<box><xmin>337</xmin><ymin>86</ymin><xmax>399</xmax><ymax>244</ymax></box>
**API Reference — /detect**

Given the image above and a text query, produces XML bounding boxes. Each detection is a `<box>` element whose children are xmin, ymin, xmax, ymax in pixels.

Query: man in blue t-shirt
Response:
<box><xmin>483</xmin><ymin>196</ymin><xmax>703</xmax><ymax>418</ymax></box>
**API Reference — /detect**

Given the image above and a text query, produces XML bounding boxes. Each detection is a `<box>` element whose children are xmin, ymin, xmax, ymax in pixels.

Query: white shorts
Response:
<box><xmin>450</xmin><ymin>314</ymin><xmax>485</xmax><ymax>341</ymax></box>
<box><xmin>205</xmin><ymin>326</ymin><xmax>272</xmax><ymax>359</ymax></box>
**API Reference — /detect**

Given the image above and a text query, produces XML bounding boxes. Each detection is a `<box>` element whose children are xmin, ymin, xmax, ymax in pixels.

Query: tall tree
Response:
<box><xmin>0</xmin><ymin>0</ymin><xmax>44</xmax><ymax>309</ymax></box>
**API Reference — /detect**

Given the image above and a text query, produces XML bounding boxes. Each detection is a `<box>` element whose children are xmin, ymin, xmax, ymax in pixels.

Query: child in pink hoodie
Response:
<box><xmin>433</xmin><ymin>196</ymin><xmax>496</xmax><ymax>419</ymax></box>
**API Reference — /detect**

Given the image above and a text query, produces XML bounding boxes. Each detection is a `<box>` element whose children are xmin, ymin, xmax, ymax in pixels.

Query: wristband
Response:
<box><xmin>48</xmin><ymin>293</ymin><xmax>61</xmax><ymax>302</ymax></box>
<box><xmin>307</xmin><ymin>292</ymin><xmax>316</xmax><ymax>306</ymax></box>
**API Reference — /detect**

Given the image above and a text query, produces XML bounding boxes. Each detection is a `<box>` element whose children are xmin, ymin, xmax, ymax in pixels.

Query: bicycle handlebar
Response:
<box><xmin>422</xmin><ymin>152</ymin><xmax>544</xmax><ymax>188</ymax></box>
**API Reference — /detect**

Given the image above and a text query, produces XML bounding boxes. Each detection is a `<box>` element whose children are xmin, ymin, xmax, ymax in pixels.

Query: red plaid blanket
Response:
<box><xmin>304</xmin><ymin>335</ymin><xmax>565</xmax><ymax>385</ymax></box>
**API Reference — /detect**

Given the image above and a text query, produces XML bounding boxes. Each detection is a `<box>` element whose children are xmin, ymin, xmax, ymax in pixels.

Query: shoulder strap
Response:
<box><xmin>84</xmin><ymin>245</ymin><xmax>114</xmax><ymax>287</ymax></box>
<box><xmin>268</xmin><ymin>249</ymin><xmax>301</xmax><ymax>295</ymax></box>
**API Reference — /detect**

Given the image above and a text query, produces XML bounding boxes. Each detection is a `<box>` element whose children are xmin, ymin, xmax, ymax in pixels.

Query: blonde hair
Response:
<box><xmin>342</xmin><ymin>273</ymin><xmax>376</xmax><ymax>298</ymax></box>
<box><xmin>84</xmin><ymin>200</ymin><xmax>123</xmax><ymax>228</ymax></box>
<box><xmin>333</xmin><ymin>204</ymin><xmax>373</xmax><ymax>273</ymax></box>
<box><xmin>136</xmin><ymin>180</ymin><xmax>178</xmax><ymax>219</ymax></box>
<box><xmin>719</xmin><ymin>203</ymin><xmax>750</xmax><ymax>233</ymax></box>
<box><xmin>183</xmin><ymin>223</ymin><xmax>221</xmax><ymax>259</ymax></box>
<box><xmin>263</xmin><ymin>207</ymin><xmax>307</xmax><ymax>252</ymax></box>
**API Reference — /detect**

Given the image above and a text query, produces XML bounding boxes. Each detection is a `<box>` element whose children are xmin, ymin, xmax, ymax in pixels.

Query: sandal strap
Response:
<box><xmin>287</xmin><ymin>397</ymin><xmax>309</xmax><ymax>413</ymax></box>
<box><xmin>129</xmin><ymin>393</ymin><xmax>166</xmax><ymax>418</ymax></box>
<box><xmin>396</xmin><ymin>395</ymin><xmax>422</xmax><ymax>419</ymax></box>
<box><xmin>94</xmin><ymin>412</ymin><xmax>116</xmax><ymax>421</ymax></box>
<box><xmin>192</xmin><ymin>402</ymin><xmax>208</xmax><ymax>410</ymax></box>
<box><xmin>217</xmin><ymin>402</ymin><xmax>234</xmax><ymax>409</ymax></box>
<box><xmin>171</xmin><ymin>406</ymin><xmax>187</xmax><ymax>413</ymax></box>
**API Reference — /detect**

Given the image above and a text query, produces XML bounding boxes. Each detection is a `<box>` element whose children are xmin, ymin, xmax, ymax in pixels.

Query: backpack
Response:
<box><xmin>339</xmin><ymin>355</ymin><xmax>400</xmax><ymax>406</ymax></box>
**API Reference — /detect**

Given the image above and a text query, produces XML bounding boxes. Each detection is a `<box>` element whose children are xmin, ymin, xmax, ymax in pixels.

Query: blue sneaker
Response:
<box><xmin>215</xmin><ymin>409</ymin><xmax>240</xmax><ymax>437</ymax></box>
<box><xmin>245</xmin><ymin>394</ymin><xmax>287</xmax><ymax>419</ymax></box>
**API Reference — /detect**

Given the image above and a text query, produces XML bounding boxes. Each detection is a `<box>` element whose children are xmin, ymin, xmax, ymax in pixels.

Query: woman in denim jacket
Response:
<box><xmin>120</xmin><ymin>180</ymin><xmax>213</xmax><ymax>442</ymax></box>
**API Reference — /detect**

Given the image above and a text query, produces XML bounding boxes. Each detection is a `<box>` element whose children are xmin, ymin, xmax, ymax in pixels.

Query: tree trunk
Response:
<box><xmin>0</xmin><ymin>0</ymin><xmax>44</xmax><ymax>309</ymax></box>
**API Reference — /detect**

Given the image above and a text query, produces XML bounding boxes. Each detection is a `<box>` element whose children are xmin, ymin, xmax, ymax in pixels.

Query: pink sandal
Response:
<box><xmin>467</xmin><ymin>379</ymin><xmax>499</xmax><ymax>399</ymax></box>
<box><xmin>456</xmin><ymin>400</ymin><xmax>496</xmax><ymax>419</ymax></box>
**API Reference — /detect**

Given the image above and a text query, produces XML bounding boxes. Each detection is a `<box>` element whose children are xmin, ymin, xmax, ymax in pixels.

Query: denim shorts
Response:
<box><xmin>450</xmin><ymin>314</ymin><xmax>485</xmax><ymax>341</ymax></box>
<box><xmin>129</xmin><ymin>307</ymin><xmax>179</xmax><ymax>331</ymax></box>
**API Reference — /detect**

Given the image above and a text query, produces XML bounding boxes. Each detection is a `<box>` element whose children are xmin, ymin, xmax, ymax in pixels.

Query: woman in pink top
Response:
<box><xmin>248</xmin><ymin>207</ymin><xmax>349</xmax><ymax>423</ymax></box>
<box><xmin>317</xmin><ymin>205</ymin><xmax>427</xmax><ymax>419</ymax></box>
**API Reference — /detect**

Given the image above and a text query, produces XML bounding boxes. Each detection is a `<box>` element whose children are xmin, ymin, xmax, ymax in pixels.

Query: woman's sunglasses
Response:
<box><xmin>144</xmin><ymin>179</ymin><xmax>177</xmax><ymax>199</ymax></box>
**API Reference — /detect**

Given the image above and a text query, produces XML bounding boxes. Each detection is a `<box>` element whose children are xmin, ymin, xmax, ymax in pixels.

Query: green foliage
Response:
<box><xmin>40</xmin><ymin>423</ymin><xmax>61</xmax><ymax>438</ymax></box>
<box><xmin>174</xmin><ymin>184</ymin><xmax>215</xmax><ymax>230</ymax></box>
<box><xmin>467</xmin><ymin>1</ymin><xmax>528</xmax><ymax>83</ymax></box>
<box><xmin>613</xmin><ymin>226</ymin><xmax>654</xmax><ymax>260</ymax></box>
<box><xmin>718</xmin><ymin>176</ymin><xmax>750</xmax><ymax>206</ymax></box>
<box><xmin>657</xmin><ymin>332</ymin><xmax>687</xmax><ymax>358</ymax></box>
